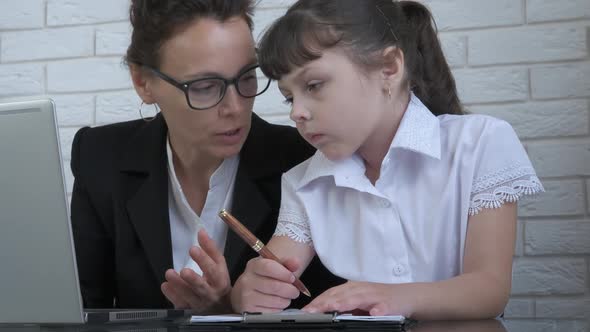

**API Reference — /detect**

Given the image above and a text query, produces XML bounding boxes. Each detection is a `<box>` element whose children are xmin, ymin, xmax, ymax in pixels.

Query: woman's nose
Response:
<box><xmin>218</xmin><ymin>85</ymin><xmax>247</xmax><ymax>116</ymax></box>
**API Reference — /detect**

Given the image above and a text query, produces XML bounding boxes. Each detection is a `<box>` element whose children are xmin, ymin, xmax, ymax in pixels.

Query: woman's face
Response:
<box><xmin>149</xmin><ymin>17</ymin><xmax>257</xmax><ymax>160</ymax></box>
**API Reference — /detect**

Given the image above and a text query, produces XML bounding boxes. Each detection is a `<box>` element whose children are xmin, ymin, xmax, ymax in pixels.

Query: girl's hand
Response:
<box><xmin>303</xmin><ymin>281</ymin><xmax>412</xmax><ymax>317</ymax></box>
<box><xmin>230</xmin><ymin>256</ymin><xmax>302</xmax><ymax>313</ymax></box>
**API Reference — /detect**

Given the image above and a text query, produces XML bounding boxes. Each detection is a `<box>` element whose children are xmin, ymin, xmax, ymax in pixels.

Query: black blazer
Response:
<box><xmin>70</xmin><ymin>113</ymin><xmax>343</xmax><ymax>309</ymax></box>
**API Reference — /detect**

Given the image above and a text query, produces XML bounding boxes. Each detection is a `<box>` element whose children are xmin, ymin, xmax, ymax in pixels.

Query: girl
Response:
<box><xmin>230</xmin><ymin>0</ymin><xmax>543</xmax><ymax>320</ymax></box>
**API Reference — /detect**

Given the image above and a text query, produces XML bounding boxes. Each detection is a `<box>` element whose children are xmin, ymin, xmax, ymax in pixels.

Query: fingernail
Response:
<box><xmin>290</xmin><ymin>274</ymin><xmax>296</xmax><ymax>283</ymax></box>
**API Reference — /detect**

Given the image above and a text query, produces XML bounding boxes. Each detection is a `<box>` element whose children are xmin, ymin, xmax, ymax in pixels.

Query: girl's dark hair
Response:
<box><xmin>258</xmin><ymin>0</ymin><xmax>463</xmax><ymax>115</ymax></box>
<box><xmin>125</xmin><ymin>0</ymin><xmax>255</xmax><ymax>69</ymax></box>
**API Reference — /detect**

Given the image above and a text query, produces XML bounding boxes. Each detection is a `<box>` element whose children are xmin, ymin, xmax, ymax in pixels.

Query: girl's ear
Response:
<box><xmin>381</xmin><ymin>46</ymin><xmax>405</xmax><ymax>83</ymax></box>
<box><xmin>129</xmin><ymin>64</ymin><xmax>157</xmax><ymax>104</ymax></box>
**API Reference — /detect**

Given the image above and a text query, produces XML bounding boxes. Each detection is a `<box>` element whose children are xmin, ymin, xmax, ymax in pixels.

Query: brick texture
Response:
<box><xmin>0</xmin><ymin>1</ymin><xmax>44</xmax><ymax>30</ymax></box>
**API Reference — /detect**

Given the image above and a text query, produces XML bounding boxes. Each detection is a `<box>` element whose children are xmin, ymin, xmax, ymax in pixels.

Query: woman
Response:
<box><xmin>70</xmin><ymin>0</ymin><xmax>342</xmax><ymax>313</ymax></box>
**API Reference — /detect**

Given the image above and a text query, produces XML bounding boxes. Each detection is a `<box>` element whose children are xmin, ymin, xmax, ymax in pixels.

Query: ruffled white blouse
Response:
<box><xmin>275</xmin><ymin>94</ymin><xmax>543</xmax><ymax>284</ymax></box>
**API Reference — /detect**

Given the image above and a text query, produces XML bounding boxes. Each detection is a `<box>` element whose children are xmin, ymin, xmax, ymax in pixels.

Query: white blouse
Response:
<box><xmin>166</xmin><ymin>138</ymin><xmax>238</xmax><ymax>274</ymax></box>
<box><xmin>275</xmin><ymin>94</ymin><xmax>543</xmax><ymax>284</ymax></box>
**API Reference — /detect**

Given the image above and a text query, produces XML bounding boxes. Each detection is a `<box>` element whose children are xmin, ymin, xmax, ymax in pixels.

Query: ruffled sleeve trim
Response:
<box><xmin>469</xmin><ymin>164</ymin><xmax>544</xmax><ymax>216</ymax></box>
<box><xmin>274</xmin><ymin>208</ymin><xmax>314</xmax><ymax>245</ymax></box>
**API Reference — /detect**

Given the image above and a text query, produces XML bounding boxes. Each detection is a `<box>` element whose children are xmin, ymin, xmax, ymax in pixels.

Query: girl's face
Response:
<box><xmin>278</xmin><ymin>49</ymin><xmax>389</xmax><ymax>161</ymax></box>
<box><xmin>141</xmin><ymin>17</ymin><xmax>257</xmax><ymax>160</ymax></box>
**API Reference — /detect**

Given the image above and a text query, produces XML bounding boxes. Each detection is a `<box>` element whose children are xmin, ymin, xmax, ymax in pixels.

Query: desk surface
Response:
<box><xmin>0</xmin><ymin>318</ymin><xmax>588</xmax><ymax>332</ymax></box>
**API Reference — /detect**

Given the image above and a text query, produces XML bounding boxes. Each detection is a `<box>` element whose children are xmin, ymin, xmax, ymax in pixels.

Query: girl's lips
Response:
<box><xmin>307</xmin><ymin>133</ymin><xmax>325</xmax><ymax>144</ymax></box>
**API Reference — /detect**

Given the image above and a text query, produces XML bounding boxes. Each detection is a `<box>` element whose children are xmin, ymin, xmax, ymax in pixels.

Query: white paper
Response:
<box><xmin>335</xmin><ymin>314</ymin><xmax>405</xmax><ymax>322</ymax></box>
<box><xmin>190</xmin><ymin>314</ymin><xmax>242</xmax><ymax>323</ymax></box>
<box><xmin>190</xmin><ymin>310</ymin><xmax>404</xmax><ymax>323</ymax></box>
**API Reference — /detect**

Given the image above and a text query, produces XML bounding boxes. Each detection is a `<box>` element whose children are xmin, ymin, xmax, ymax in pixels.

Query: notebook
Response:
<box><xmin>190</xmin><ymin>309</ymin><xmax>405</xmax><ymax>324</ymax></box>
<box><xmin>0</xmin><ymin>98</ymin><xmax>189</xmax><ymax>324</ymax></box>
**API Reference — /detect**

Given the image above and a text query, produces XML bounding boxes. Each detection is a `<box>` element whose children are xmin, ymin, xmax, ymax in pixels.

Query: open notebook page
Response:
<box><xmin>190</xmin><ymin>309</ymin><xmax>404</xmax><ymax>323</ymax></box>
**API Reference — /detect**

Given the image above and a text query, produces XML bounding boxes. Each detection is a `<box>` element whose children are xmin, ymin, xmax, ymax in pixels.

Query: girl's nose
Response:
<box><xmin>290</xmin><ymin>102</ymin><xmax>311</xmax><ymax>123</ymax></box>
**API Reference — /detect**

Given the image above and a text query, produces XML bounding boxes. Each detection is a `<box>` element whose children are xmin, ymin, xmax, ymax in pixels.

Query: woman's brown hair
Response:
<box><xmin>125</xmin><ymin>0</ymin><xmax>255</xmax><ymax>69</ymax></box>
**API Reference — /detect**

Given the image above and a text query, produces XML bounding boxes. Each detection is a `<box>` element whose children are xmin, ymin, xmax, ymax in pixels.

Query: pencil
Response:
<box><xmin>218</xmin><ymin>209</ymin><xmax>311</xmax><ymax>297</ymax></box>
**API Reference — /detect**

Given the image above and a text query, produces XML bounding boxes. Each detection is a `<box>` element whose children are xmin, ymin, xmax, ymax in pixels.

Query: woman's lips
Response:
<box><xmin>215</xmin><ymin>127</ymin><xmax>243</xmax><ymax>145</ymax></box>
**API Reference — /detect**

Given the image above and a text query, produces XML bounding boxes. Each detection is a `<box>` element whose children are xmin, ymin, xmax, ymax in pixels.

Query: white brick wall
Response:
<box><xmin>47</xmin><ymin>57</ymin><xmax>131</xmax><ymax>92</ymax></box>
<box><xmin>512</xmin><ymin>258</ymin><xmax>587</xmax><ymax>295</ymax></box>
<box><xmin>527</xmin><ymin>0</ymin><xmax>590</xmax><ymax>23</ymax></box>
<box><xmin>469</xmin><ymin>100</ymin><xmax>589</xmax><ymax>139</ymax></box>
<box><xmin>525</xmin><ymin>220</ymin><xmax>590</xmax><ymax>255</ymax></box>
<box><xmin>1</xmin><ymin>27</ymin><xmax>94</xmax><ymax>62</ymax></box>
<box><xmin>468</xmin><ymin>25</ymin><xmax>588</xmax><ymax>65</ymax></box>
<box><xmin>518</xmin><ymin>180</ymin><xmax>585</xmax><ymax>217</ymax></box>
<box><xmin>0</xmin><ymin>63</ymin><xmax>44</xmax><ymax>97</ymax></box>
<box><xmin>423</xmin><ymin>0</ymin><xmax>524</xmax><ymax>30</ymax></box>
<box><xmin>0</xmin><ymin>0</ymin><xmax>589</xmax><ymax>326</ymax></box>
<box><xmin>0</xmin><ymin>0</ymin><xmax>44</xmax><ymax>30</ymax></box>
<box><xmin>95</xmin><ymin>23</ymin><xmax>131</xmax><ymax>56</ymax></box>
<box><xmin>531</xmin><ymin>63</ymin><xmax>590</xmax><ymax>99</ymax></box>
<box><xmin>46</xmin><ymin>0</ymin><xmax>129</xmax><ymax>26</ymax></box>
<box><xmin>454</xmin><ymin>67</ymin><xmax>529</xmax><ymax>103</ymax></box>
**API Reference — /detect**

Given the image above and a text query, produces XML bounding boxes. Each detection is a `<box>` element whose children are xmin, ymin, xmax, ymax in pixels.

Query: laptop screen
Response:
<box><xmin>0</xmin><ymin>99</ymin><xmax>85</xmax><ymax>324</ymax></box>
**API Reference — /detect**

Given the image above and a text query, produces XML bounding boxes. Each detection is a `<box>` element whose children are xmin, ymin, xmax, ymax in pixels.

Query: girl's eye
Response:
<box><xmin>282</xmin><ymin>97</ymin><xmax>293</xmax><ymax>105</ymax></box>
<box><xmin>307</xmin><ymin>81</ymin><xmax>322</xmax><ymax>92</ymax></box>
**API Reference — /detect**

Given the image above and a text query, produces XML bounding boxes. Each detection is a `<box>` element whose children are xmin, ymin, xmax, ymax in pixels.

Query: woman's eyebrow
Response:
<box><xmin>181</xmin><ymin>60</ymin><xmax>259</xmax><ymax>81</ymax></box>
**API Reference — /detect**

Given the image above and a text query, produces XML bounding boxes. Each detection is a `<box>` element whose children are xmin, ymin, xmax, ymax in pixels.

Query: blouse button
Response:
<box><xmin>379</xmin><ymin>198</ymin><xmax>391</xmax><ymax>208</ymax></box>
<box><xmin>393</xmin><ymin>264</ymin><xmax>405</xmax><ymax>276</ymax></box>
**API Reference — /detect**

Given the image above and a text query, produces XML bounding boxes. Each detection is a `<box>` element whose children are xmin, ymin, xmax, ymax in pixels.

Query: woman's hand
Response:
<box><xmin>161</xmin><ymin>229</ymin><xmax>232</xmax><ymax>313</ymax></box>
<box><xmin>230</xmin><ymin>256</ymin><xmax>302</xmax><ymax>313</ymax></box>
<box><xmin>303</xmin><ymin>281</ymin><xmax>412</xmax><ymax>317</ymax></box>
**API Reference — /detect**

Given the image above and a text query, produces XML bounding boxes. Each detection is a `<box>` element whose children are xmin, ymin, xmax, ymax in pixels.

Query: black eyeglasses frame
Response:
<box><xmin>145</xmin><ymin>64</ymin><xmax>271</xmax><ymax>111</ymax></box>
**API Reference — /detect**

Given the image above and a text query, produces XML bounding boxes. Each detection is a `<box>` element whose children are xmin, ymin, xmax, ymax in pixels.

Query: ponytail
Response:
<box><xmin>399</xmin><ymin>1</ymin><xmax>463</xmax><ymax>115</ymax></box>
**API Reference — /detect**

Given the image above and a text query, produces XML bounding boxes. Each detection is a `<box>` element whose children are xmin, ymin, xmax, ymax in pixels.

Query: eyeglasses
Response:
<box><xmin>146</xmin><ymin>64</ymin><xmax>271</xmax><ymax>110</ymax></box>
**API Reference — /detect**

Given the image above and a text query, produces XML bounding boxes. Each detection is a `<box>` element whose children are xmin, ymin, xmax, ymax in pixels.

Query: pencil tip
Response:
<box><xmin>303</xmin><ymin>289</ymin><xmax>312</xmax><ymax>297</ymax></box>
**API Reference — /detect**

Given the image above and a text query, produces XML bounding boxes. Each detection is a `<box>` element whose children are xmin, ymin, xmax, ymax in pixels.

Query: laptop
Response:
<box><xmin>0</xmin><ymin>99</ymin><xmax>189</xmax><ymax>324</ymax></box>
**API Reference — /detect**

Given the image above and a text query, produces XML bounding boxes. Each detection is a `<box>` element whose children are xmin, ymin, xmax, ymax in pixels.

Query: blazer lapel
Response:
<box><xmin>224</xmin><ymin>166</ymin><xmax>271</xmax><ymax>279</ymax></box>
<box><xmin>115</xmin><ymin>113</ymin><xmax>284</xmax><ymax>284</ymax></box>
<box><xmin>224</xmin><ymin>114</ymin><xmax>281</xmax><ymax>280</ymax></box>
<box><xmin>119</xmin><ymin>114</ymin><xmax>173</xmax><ymax>285</ymax></box>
